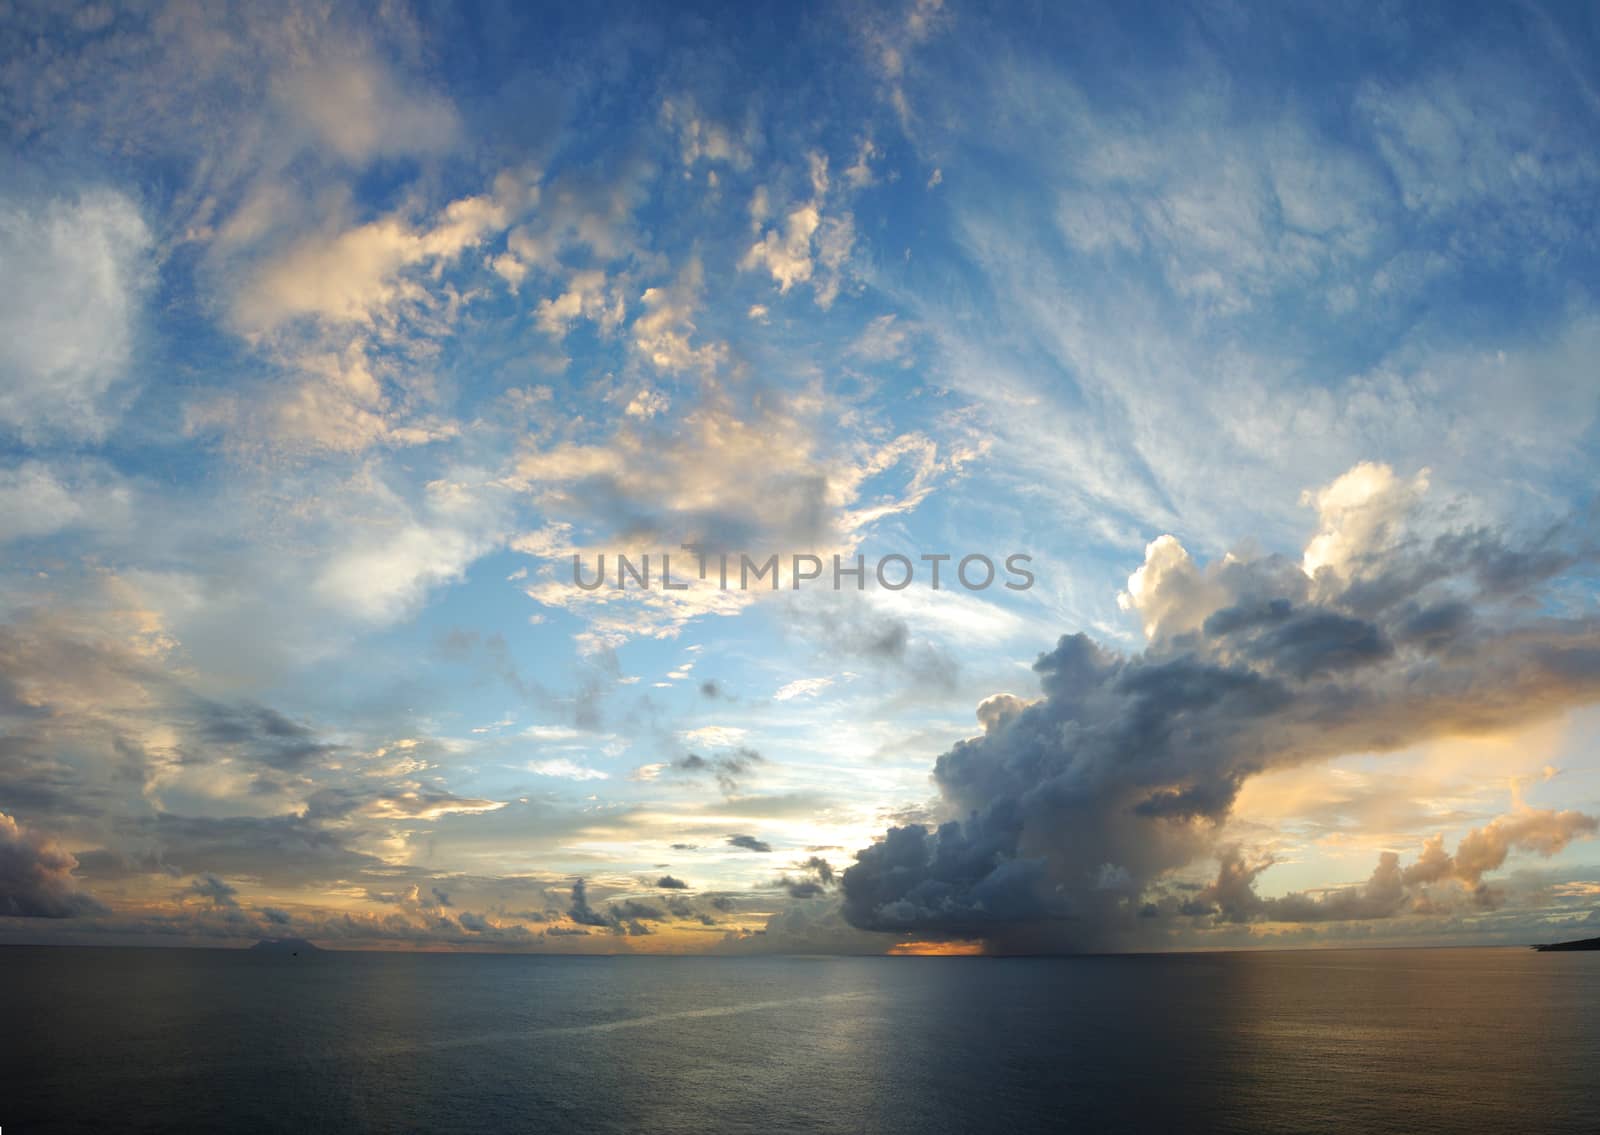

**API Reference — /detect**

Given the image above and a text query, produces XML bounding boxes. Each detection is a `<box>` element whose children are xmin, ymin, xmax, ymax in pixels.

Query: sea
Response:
<box><xmin>5</xmin><ymin>945</ymin><xmax>1598</xmax><ymax>1133</ymax></box>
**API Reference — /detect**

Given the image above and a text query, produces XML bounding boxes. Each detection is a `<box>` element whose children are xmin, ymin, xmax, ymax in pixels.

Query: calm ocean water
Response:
<box><xmin>5</xmin><ymin>945</ymin><xmax>1598</xmax><ymax>1133</ymax></box>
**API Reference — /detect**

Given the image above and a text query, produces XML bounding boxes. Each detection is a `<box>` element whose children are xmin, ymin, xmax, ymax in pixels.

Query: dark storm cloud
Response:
<box><xmin>0</xmin><ymin>811</ymin><xmax>107</xmax><ymax>917</ymax></box>
<box><xmin>727</xmin><ymin>834</ymin><xmax>772</xmax><ymax>853</ymax></box>
<box><xmin>656</xmin><ymin>875</ymin><xmax>688</xmax><ymax>889</ymax></box>
<box><xmin>841</xmin><ymin>484</ymin><xmax>1600</xmax><ymax>951</ymax></box>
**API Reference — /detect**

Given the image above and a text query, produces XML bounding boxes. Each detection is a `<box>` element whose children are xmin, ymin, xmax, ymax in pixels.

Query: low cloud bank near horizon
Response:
<box><xmin>5</xmin><ymin>463</ymin><xmax>1600</xmax><ymax>954</ymax></box>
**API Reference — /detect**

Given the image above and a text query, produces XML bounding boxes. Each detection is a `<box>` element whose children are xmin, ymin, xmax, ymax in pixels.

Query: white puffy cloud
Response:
<box><xmin>536</xmin><ymin>269</ymin><xmax>625</xmax><ymax>338</ymax></box>
<box><xmin>0</xmin><ymin>190</ymin><xmax>151</xmax><ymax>441</ymax></box>
<box><xmin>741</xmin><ymin>153</ymin><xmax>857</xmax><ymax>308</ymax></box>
<box><xmin>774</xmin><ymin>677</ymin><xmax>834</xmax><ymax>701</ymax></box>
<box><xmin>1301</xmin><ymin>462</ymin><xmax>1432</xmax><ymax>583</ymax></box>
<box><xmin>528</xmin><ymin>759</ymin><xmax>610</xmax><ymax>782</ymax></box>
<box><xmin>232</xmin><ymin>189</ymin><xmax>514</xmax><ymax>334</ymax></box>
<box><xmin>743</xmin><ymin>201</ymin><xmax>821</xmax><ymax>293</ymax></box>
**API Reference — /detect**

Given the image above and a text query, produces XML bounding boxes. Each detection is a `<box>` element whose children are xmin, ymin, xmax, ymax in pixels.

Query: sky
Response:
<box><xmin>2</xmin><ymin>0</ymin><xmax>1600</xmax><ymax>955</ymax></box>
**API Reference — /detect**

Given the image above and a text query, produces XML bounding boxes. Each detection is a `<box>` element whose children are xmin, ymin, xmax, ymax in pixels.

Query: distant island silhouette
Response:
<box><xmin>249</xmin><ymin>937</ymin><xmax>321</xmax><ymax>955</ymax></box>
<box><xmin>1533</xmin><ymin>935</ymin><xmax>1600</xmax><ymax>952</ymax></box>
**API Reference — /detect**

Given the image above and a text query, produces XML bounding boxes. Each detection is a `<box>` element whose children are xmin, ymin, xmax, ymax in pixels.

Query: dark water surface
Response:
<box><xmin>5</xmin><ymin>945</ymin><xmax>1598</xmax><ymax>1133</ymax></box>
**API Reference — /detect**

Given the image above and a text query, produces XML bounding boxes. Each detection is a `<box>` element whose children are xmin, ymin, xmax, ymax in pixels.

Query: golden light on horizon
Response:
<box><xmin>888</xmin><ymin>940</ymin><xmax>986</xmax><ymax>956</ymax></box>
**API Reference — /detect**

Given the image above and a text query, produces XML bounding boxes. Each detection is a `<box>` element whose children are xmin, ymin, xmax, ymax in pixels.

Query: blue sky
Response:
<box><xmin>3</xmin><ymin>0</ymin><xmax>1600</xmax><ymax>952</ymax></box>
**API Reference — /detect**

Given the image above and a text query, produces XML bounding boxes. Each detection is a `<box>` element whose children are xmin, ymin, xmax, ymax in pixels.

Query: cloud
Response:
<box><xmin>565</xmin><ymin>878</ymin><xmax>662</xmax><ymax>936</ymax></box>
<box><xmin>660</xmin><ymin>96</ymin><xmax>751</xmax><ymax>170</ymax></box>
<box><xmin>841</xmin><ymin>465</ymin><xmax>1600</xmax><ymax>950</ymax></box>
<box><xmin>567</xmin><ymin>877</ymin><xmax>613</xmax><ymax>928</ymax></box>
<box><xmin>134</xmin><ymin>813</ymin><xmax>387</xmax><ymax>889</ymax></box>
<box><xmin>1199</xmin><ymin>806</ymin><xmax>1598</xmax><ymax>923</ymax></box>
<box><xmin>667</xmin><ymin>748</ymin><xmax>765</xmax><ymax>796</ymax></box>
<box><xmin>848</xmin><ymin>314</ymin><xmax>911</xmax><ymax>364</ymax></box>
<box><xmin>536</xmin><ymin>268</ymin><xmax>625</xmax><ymax>339</ymax></box>
<box><xmin>513</xmin><ymin>397</ymin><xmax>971</xmax><ymax>650</ymax></box>
<box><xmin>514</xmin><ymin>389</ymin><xmax>935</xmax><ymax>552</ymax></box>
<box><xmin>0</xmin><ymin>189</ymin><xmax>151</xmax><ymax>440</ymax></box>
<box><xmin>894</xmin><ymin>26</ymin><xmax>1600</xmax><ymax>582</ymax></box>
<box><xmin>741</xmin><ymin>152</ymin><xmax>856</xmax><ymax>308</ymax></box>
<box><xmin>232</xmin><ymin>188</ymin><xmax>514</xmax><ymax>334</ymax></box>
<box><xmin>527</xmin><ymin>759</ymin><xmax>610</xmax><ymax>782</ymax></box>
<box><xmin>0</xmin><ymin>812</ymin><xmax>106</xmax><ymax>918</ymax></box>
<box><xmin>855</xmin><ymin>0</ymin><xmax>948</xmax><ymax>126</ymax></box>
<box><xmin>184</xmin><ymin>872</ymin><xmax>240</xmax><ymax>910</ymax></box>
<box><xmin>357</xmin><ymin>788</ymin><xmax>507</xmax><ymax>821</ymax></box>
<box><xmin>727</xmin><ymin>834</ymin><xmax>773</xmax><ymax>853</ymax></box>
<box><xmin>0</xmin><ymin>460</ymin><xmax>133</xmax><ymax>542</ymax></box>
<box><xmin>773</xmin><ymin>677</ymin><xmax>834</xmax><ymax>702</ymax></box>
<box><xmin>678</xmin><ymin>726</ymin><xmax>747</xmax><ymax>747</ymax></box>
<box><xmin>612</xmin><ymin>899</ymin><xmax>665</xmax><ymax>922</ymax></box>
<box><xmin>743</xmin><ymin>200</ymin><xmax>821</xmax><ymax>293</ymax></box>
<box><xmin>1418</xmin><ymin>809</ymin><xmax>1599</xmax><ymax>888</ymax></box>
<box><xmin>312</xmin><ymin>472</ymin><xmax>508</xmax><ymax>625</ymax></box>
<box><xmin>191</xmin><ymin>700</ymin><xmax>342</xmax><ymax>771</ymax></box>
<box><xmin>273</xmin><ymin>50</ymin><xmax>459</xmax><ymax>164</ymax></box>
<box><xmin>656</xmin><ymin>875</ymin><xmax>688</xmax><ymax>889</ymax></box>
<box><xmin>199</xmin><ymin>167</ymin><xmax>537</xmax><ymax>452</ymax></box>
<box><xmin>775</xmin><ymin>855</ymin><xmax>836</xmax><ymax>899</ymax></box>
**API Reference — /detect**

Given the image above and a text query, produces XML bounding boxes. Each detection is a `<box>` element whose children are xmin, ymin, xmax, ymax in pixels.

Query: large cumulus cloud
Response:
<box><xmin>0</xmin><ymin>811</ymin><xmax>106</xmax><ymax>917</ymax></box>
<box><xmin>841</xmin><ymin>464</ymin><xmax>1600</xmax><ymax>951</ymax></box>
